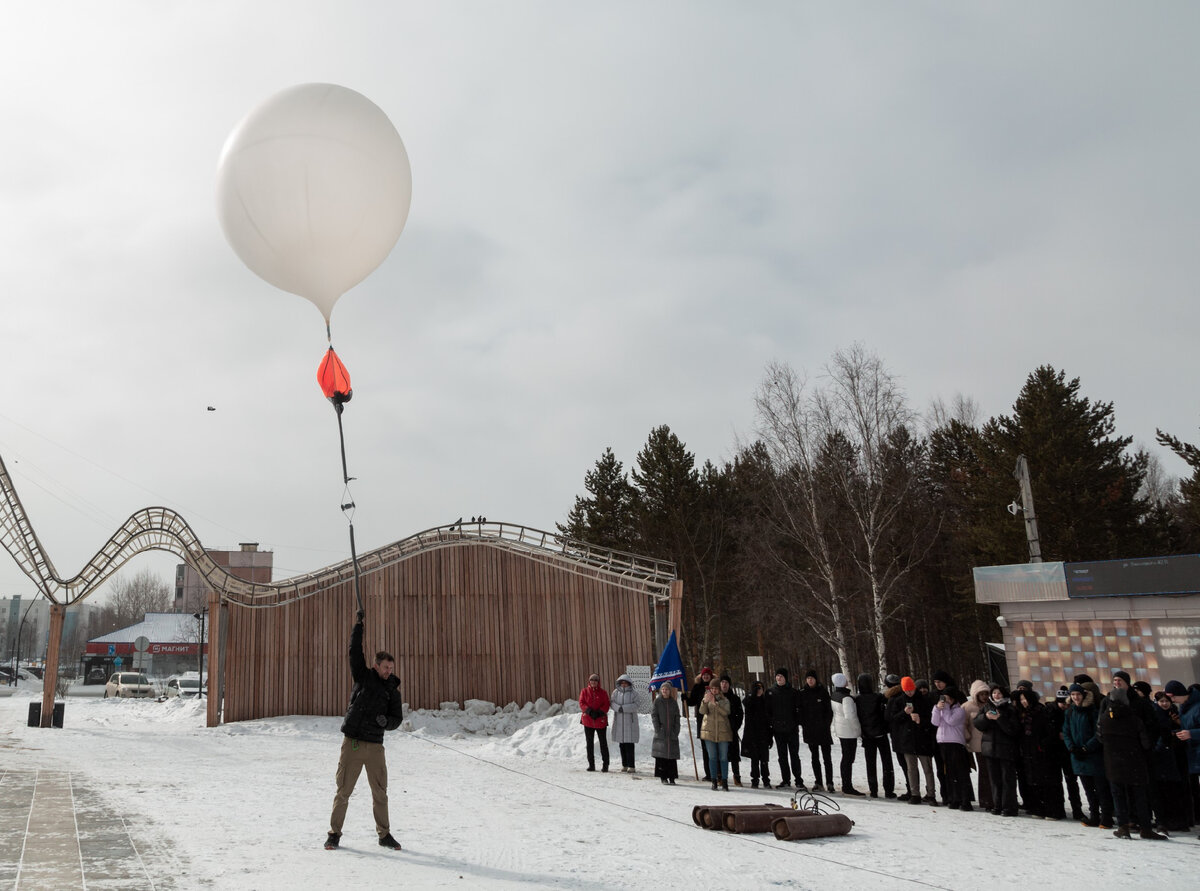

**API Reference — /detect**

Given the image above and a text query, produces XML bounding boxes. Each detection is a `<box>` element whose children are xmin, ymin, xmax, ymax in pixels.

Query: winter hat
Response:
<box><xmin>1015</xmin><ymin>679</ymin><xmax>1033</xmax><ymax>690</ymax></box>
<box><xmin>832</xmin><ymin>672</ymin><xmax>849</xmax><ymax>689</ymax></box>
<box><xmin>775</xmin><ymin>667</ymin><xmax>790</xmax><ymax>680</ymax></box>
<box><xmin>885</xmin><ymin>674</ymin><xmax>901</xmax><ymax>688</ymax></box>
<box><xmin>1133</xmin><ymin>680</ymin><xmax>1152</xmax><ymax>698</ymax></box>
<box><xmin>915</xmin><ymin>679</ymin><xmax>930</xmax><ymax>692</ymax></box>
<box><xmin>1068</xmin><ymin>683</ymin><xmax>1086</xmax><ymax>694</ymax></box>
<box><xmin>900</xmin><ymin>676</ymin><xmax>916</xmax><ymax>693</ymax></box>
<box><xmin>1073</xmin><ymin>673</ymin><xmax>1094</xmax><ymax>685</ymax></box>
<box><xmin>700</xmin><ymin>666</ymin><xmax>714</xmax><ymax>677</ymax></box>
<box><xmin>805</xmin><ymin>669</ymin><xmax>819</xmax><ymax>681</ymax></box>
<box><xmin>1112</xmin><ymin>670</ymin><xmax>1131</xmax><ymax>685</ymax></box>
<box><xmin>1164</xmin><ymin>680</ymin><xmax>1187</xmax><ymax>696</ymax></box>
<box><xmin>931</xmin><ymin>670</ymin><xmax>954</xmax><ymax>685</ymax></box>
<box><xmin>1055</xmin><ymin>688</ymin><xmax>1069</xmax><ymax>702</ymax></box>
<box><xmin>719</xmin><ymin>674</ymin><xmax>732</xmax><ymax>684</ymax></box>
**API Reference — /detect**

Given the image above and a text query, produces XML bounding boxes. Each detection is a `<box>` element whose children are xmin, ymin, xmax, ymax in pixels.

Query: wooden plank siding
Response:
<box><xmin>218</xmin><ymin>542</ymin><xmax>661</xmax><ymax>722</ymax></box>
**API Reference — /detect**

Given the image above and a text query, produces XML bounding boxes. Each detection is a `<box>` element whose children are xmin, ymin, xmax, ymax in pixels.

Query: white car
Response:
<box><xmin>164</xmin><ymin>675</ymin><xmax>205</xmax><ymax>699</ymax></box>
<box><xmin>104</xmin><ymin>672</ymin><xmax>155</xmax><ymax>699</ymax></box>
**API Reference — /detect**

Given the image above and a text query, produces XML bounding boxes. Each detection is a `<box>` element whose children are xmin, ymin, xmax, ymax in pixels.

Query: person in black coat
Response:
<box><xmin>799</xmin><ymin>670</ymin><xmax>834</xmax><ymax>791</ymax></box>
<box><xmin>742</xmin><ymin>681</ymin><xmax>773</xmax><ymax>788</ymax></box>
<box><xmin>1014</xmin><ymin>689</ymin><xmax>1062</xmax><ymax>819</ymax></box>
<box><xmin>326</xmin><ymin>613</ymin><xmax>405</xmax><ymax>851</ymax></box>
<box><xmin>766</xmin><ymin>667</ymin><xmax>805</xmax><ymax>789</ymax></box>
<box><xmin>720</xmin><ymin>675</ymin><xmax>745</xmax><ymax>786</ymax></box>
<box><xmin>1098</xmin><ymin>685</ymin><xmax>1166</xmax><ymax>839</ymax></box>
<box><xmin>856</xmin><ymin>673</ymin><xmax>895</xmax><ymax>798</ymax></box>
<box><xmin>1149</xmin><ymin>690</ymin><xmax>1190</xmax><ymax>832</ymax></box>
<box><xmin>974</xmin><ymin>684</ymin><xmax>1020</xmax><ymax>817</ymax></box>
<box><xmin>887</xmin><ymin>676</ymin><xmax>936</xmax><ymax>804</ymax></box>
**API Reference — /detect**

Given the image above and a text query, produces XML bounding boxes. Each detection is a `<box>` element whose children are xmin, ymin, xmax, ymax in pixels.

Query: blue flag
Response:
<box><xmin>649</xmin><ymin>630</ymin><xmax>687</xmax><ymax>692</ymax></box>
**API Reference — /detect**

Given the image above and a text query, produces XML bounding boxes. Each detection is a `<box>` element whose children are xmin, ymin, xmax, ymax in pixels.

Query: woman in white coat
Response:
<box><xmin>831</xmin><ymin>672</ymin><xmax>864</xmax><ymax>795</ymax></box>
<box><xmin>611</xmin><ymin>674</ymin><xmax>641</xmax><ymax>773</ymax></box>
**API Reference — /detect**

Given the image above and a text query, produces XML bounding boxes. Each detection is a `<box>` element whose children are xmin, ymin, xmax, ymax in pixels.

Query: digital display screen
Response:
<box><xmin>1065</xmin><ymin>554</ymin><xmax>1200</xmax><ymax>598</ymax></box>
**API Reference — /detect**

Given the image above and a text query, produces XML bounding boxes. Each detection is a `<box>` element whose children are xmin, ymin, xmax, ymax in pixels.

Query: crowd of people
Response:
<box><xmin>578</xmin><ymin>665</ymin><xmax>1200</xmax><ymax>842</ymax></box>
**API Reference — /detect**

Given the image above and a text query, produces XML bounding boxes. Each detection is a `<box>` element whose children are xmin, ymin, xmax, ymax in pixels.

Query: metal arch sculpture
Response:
<box><xmin>0</xmin><ymin>451</ymin><xmax>677</xmax><ymax>608</ymax></box>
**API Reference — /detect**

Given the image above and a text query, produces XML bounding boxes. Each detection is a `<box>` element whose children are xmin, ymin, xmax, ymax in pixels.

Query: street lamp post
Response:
<box><xmin>193</xmin><ymin>608</ymin><xmax>206</xmax><ymax>692</ymax></box>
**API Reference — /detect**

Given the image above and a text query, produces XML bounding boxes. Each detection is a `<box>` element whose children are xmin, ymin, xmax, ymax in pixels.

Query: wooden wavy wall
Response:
<box><xmin>218</xmin><ymin>542</ymin><xmax>656</xmax><ymax>722</ymax></box>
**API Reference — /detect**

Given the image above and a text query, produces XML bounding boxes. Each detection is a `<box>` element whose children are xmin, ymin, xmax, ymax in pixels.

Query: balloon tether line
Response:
<box><xmin>333</xmin><ymin>390</ymin><xmax>364</xmax><ymax>615</ymax></box>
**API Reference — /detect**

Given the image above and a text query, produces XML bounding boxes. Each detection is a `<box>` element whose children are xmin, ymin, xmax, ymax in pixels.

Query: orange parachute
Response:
<box><xmin>317</xmin><ymin>347</ymin><xmax>353</xmax><ymax>405</ymax></box>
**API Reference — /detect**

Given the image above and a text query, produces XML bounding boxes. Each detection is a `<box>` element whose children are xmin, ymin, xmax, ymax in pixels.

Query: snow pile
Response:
<box><xmin>400</xmin><ymin>696</ymin><xmax>570</xmax><ymax>738</ymax></box>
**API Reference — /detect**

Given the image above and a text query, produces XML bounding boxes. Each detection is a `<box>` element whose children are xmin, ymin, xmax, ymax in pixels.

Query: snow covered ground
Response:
<box><xmin>1</xmin><ymin>685</ymin><xmax>1197</xmax><ymax>890</ymax></box>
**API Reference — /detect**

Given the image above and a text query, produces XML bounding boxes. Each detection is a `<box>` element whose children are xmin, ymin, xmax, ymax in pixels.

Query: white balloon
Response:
<box><xmin>216</xmin><ymin>83</ymin><xmax>412</xmax><ymax>322</ymax></box>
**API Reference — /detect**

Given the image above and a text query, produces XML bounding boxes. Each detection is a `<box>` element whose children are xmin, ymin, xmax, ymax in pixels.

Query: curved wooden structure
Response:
<box><xmin>0</xmin><ymin>452</ymin><xmax>680</xmax><ymax>725</ymax></box>
<box><xmin>221</xmin><ymin>534</ymin><xmax>672</xmax><ymax>721</ymax></box>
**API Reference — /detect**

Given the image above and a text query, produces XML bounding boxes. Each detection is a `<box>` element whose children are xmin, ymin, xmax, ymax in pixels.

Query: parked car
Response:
<box><xmin>104</xmin><ymin>672</ymin><xmax>155</xmax><ymax>699</ymax></box>
<box><xmin>164</xmin><ymin>674</ymin><xmax>204</xmax><ymax>699</ymax></box>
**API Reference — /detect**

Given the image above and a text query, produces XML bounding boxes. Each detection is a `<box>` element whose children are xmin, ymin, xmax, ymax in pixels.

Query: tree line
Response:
<box><xmin>558</xmin><ymin>346</ymin><xmax>1200</xmax><ymax>686</ymax></box>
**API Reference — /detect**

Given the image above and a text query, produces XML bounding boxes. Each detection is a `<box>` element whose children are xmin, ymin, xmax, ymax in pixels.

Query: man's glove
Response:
<box><xmin>587</xmin><ymin>708</ymin><xmax>603</xmax><ymax>720</ymax></box>
<box><xmin>376</xmin><ymin>715</ymin><xmax>388</xmax><ymax>727</ymax></box>
<box><xmin>356</xmin><ymin>609</ymin><xmax>365</xmax><ymax>623</ymax></box>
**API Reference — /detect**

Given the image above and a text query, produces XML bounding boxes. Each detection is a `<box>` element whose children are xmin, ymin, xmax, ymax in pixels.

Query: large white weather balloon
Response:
<box><xmin>216</xmin><ymin>83</ymin><xmax>412</xmax><ymax>323</ymax></box>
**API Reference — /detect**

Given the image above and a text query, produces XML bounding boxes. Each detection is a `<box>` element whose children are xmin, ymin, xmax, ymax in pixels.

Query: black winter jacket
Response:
<box><xmin>742</xmin><ymin>690</ymin><xmax>773</xmax><ymax>759</ymax></box>
<box><xmin>765</xmin><ymin>682</ymin><xmax>801</xmax><ymax>735</ymax></box>
<box><xmin>855</xmin><ymin>674</ymin><xmax>888</xmax><ymax>738</ymax></box>
<box><xmin>726</xmin><ymin>688</ymin><xmax>745</xmax><ymax>735</ymax></box>
<box><xmin>887</xmin><ymin>690</ymin><xmax>934</xmax><ymax>755</ymax></box>
<box><xmin>1097</xmin><ymin>694</ymin><xmax>1150</xmax><ymax>786</ymax></box>
<box><xmin>974</xmin><ymin>699</ymin><xmax>1019</xmax><ymax>762</ymax></box>
<box><xmin>798</xmin><ymin>682</ymin><xmax>834</xmax><ymax>745</ymax></box>
<box><xmin>340</xmin><ymin>622</ymin><xmax>404</xmax><ymax>744</ymax></box>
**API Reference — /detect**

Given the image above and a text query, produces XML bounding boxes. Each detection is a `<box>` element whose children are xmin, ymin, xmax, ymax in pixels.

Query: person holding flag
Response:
<box><xmin>650</xmin><ymin>631</ymin><xmax>699</xmax><ymax>781</ymax></box>
<box><xmin>652</xmin><ymin>683</ymin><xmax>681</xmax><ymax>784</ymax></box>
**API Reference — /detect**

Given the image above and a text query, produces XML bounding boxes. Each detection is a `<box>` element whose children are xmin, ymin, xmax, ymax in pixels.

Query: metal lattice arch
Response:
<box><xmin>0</xmin><ymin>453</ymin><xmax>682</xmax><ymax>726</ymax></box>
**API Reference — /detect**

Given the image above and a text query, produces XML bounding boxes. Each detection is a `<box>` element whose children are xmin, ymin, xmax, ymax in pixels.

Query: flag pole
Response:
<box><xmin>684</xmin><ymin>702</ymin><xmax>700</xmax><ymax>780</ymax></box>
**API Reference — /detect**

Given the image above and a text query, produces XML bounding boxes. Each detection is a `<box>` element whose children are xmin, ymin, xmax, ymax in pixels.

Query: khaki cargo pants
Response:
<box><xmin>329</xmin><ymin>736</ymin><xmax>390</xmax><ymax>838</ymax></box>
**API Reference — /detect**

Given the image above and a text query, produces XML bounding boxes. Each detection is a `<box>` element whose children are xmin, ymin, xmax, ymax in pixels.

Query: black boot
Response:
<box><xmin>711</xmin><ymin>780</ymin><xmax>718</xmax><ymax>790</ymax></box>
<box><xmin>721</xmin><ymin>779</ymin><xmax>729</xmax><ymax>792</ymax></box>
<box><xmin>1113</xmin><ymin>825</ymin><xmax>1131</xmax><ymax>839</ymax></box>
<box><xmin>1140</xmin><ymin>826</ymin><xmax>1168</xmax><ymax>840</ymax></box>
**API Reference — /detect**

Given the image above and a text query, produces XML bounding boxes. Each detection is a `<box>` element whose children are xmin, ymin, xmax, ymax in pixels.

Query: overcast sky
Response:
<box><xmin>1</xmin><ymin>2</ymin><xmax>1197</xmax><ymax>602</ymax></box>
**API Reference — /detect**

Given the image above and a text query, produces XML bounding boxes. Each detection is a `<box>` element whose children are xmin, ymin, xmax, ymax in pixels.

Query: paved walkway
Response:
<box><xmin>0</xmin><ymin>769</ymin><xmax>157</xmax><ymax>890</ymax></box>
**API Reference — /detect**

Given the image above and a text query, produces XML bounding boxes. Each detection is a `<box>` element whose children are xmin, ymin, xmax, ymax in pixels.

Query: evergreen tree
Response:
<box><xmin>556</xmin><ymin>447</ymin><xmax>636</xmax><ymax>550</ymax></box>
<box><xmin>1156</xmin><ymin>423</ymin><xmax>1200</xmax><ymax>550</ymax></box>
<box><xmin>976</xmin><ymin>365</ymin><xmax>1149</xmax><ymax>562</ymax></box>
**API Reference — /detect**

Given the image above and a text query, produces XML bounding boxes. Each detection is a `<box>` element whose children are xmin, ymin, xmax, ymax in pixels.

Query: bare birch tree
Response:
<box><xmin>752</xmin><ymin>361</ymin><xmax>853</xmax><ymax>674</ymax></box>
<box><xmin>814</xmin><ymin>344</ymin><xmax>939</xmax><ymax>682</ymax></box>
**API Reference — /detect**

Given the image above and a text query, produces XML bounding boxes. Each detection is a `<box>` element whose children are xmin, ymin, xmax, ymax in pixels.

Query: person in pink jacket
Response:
<box><xmin>579</xmin><ymin>673</ymin><xmax>611</xmax><ymax>772</ymax></box>
<box><xmin>931</xmin><ymin>687</ymin><xmax>973</xmax><ymax>811</ymax></box>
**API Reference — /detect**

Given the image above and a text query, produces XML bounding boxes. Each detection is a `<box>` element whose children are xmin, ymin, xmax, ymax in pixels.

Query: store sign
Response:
<box><xmin>150</xmin><ymin>643</ymin><xmax>197</xmax><ymax>655</ymax></box>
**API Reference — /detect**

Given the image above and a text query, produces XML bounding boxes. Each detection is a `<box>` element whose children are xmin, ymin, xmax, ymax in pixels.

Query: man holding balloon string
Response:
<box><xmin>215</xmin><ymin>83</ymin><xmax>413</xmax><ymax>852</ymax></box>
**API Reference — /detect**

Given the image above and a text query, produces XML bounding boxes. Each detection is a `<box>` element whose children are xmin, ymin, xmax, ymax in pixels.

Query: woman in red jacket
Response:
<box><xmin>580</xmin><ymin>673</ymin><xmax>611</xmax><ymax>772</ymax></box>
